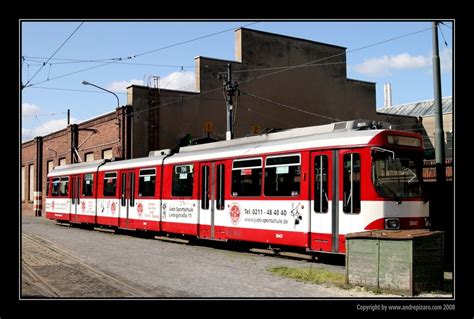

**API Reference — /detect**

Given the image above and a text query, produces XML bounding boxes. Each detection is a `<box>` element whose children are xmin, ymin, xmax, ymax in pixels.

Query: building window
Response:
<box><xmin>59</xmin><ymin>158</ymin><xmax>66</xmax><ymax>166</ymax></box>
<box><xmin>102</xmin><ymin>149</ymin><xmax>113</xmax><ymax>159</ymax></box>
<box><xmin>47</xmin><ymin>160</ymin><xmax>54</xmax><ymax>173</ymax></box>
<box><xmin>264</xmin><ymin>154</ymin><xmax>301</xmax><ymax>197</ymax></box>
<box><xmin>138</xmin><ymin>168</ymin><xmax>156</xmax><ymax>197</ymax></box>
<box><xmin>21</xmin><ymin>166</ymin><xmax>25</xmax><ymax>202</ymax></box>
<box><xmin>172</xmin><ymin>164</ymin><xmax>194</xmax><ymax>197</ymax></box>
<box><xmin>85</xmin><ymin>152</ymin><xmax>95</xmax><ymax>162</ymax></box>
<box><xmin>231</xmin><ymin>158</ymin><xmax>262</xmax><ymax>197</ymax></box>
<box><xmin>103</xmin><ymin>172</ymin><xmax>117</xmax><ymax>197</ymax></box>
<box><xmin>82</xmin><ymin>173</ymin><xmax>94</xmax><ymax>197</ymax></box>
<box><xmin>343</xmin><ymin>153</ymin><xmax>361</xmax><ymax>214</ymax></box>
<box><xmin>29</xmin><ymin>164</ymin><xmax>34</xmax><ymax>202</ymax></box>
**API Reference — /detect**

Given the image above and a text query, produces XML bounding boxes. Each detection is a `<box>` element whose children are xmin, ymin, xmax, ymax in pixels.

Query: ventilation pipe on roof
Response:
<box><xmin>384</xmin><ymin>83</ymin><xmax>392</xmax><ymax>108</ymax></box>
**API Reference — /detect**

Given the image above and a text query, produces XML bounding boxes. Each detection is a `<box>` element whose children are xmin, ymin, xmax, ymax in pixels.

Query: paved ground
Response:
<box><xmin>21</xmin><ymin>215</ymin><xmax>452</xmax><ymax>298</ymax></box>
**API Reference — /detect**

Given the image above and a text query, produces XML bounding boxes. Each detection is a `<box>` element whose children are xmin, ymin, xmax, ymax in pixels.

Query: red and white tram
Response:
<box><xmin>45</xmin><ymin>120</ymin><xmax>429</xmax><ymax>253</ymax></box>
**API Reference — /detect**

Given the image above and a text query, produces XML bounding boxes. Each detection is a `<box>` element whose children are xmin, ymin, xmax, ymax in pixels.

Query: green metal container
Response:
<box><xmin>345</xmin><ymin>229</ymin><xmax>444</xmax><ymax>296</ymax></box>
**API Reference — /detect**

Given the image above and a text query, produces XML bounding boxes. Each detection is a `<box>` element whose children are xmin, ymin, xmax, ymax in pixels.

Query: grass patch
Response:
<box><xmin>268</xmin><ymin>266</ymin><xmax>347</xmax><ymax>288</ymax></box>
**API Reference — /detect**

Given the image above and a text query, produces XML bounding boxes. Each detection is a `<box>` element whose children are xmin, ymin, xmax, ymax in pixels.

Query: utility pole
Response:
<box><xmin>34</xmin><ymin>136</ymin><xmax>43</xmax><ymax>217</ymax></box>
<box><xmin>67</xmin><ymin>109</ymin><xmax>70</xmax><ymax>125</ymax></box>
<box><xmin>223</xmin><ymin>63</ymin><xmax>239</xmax><ymax>140</ymax></box>
<box><xmin>432</xmin><ymin>21</ymin><xmax>446</xmax><ymax>184</ymax></box>
<box><xmin>70</xmin><ymin>124</ymin><xmax>79</xmax><ymax>163</ymax></box>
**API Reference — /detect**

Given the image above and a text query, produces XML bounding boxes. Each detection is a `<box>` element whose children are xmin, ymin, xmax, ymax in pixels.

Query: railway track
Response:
<box><xmin>21</xmin><ymin>233</ymin><xmax>152</xmax><ymax>298</ymax></box>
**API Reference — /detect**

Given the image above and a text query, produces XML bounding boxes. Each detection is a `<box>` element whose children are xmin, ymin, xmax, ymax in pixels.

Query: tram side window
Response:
<box><xmin>52</xmin><ymin>178</ymin><xmax>60</xmax><ymax>196</ymax></box>
<box><xmin>231</xmin><ymin>158</ymin><xmax>262</xmax><ymax>197</ymax></box>
<box><xmin>172</xmin><ymin>165</ymin><xmax>194</xmax><ymax>197</ymax></box>
<box><xmin>264</xmin><ymin>155</ymin><xmax>301</xmax><ymax>197</ymax></box>
<box><xmin>59</xmin><ymin>177</ymin><xmax>69</xmax><ymax>196</ymax></box>
<box><xmin>343</xmin><ymin>153</ymin><xmax>361</xmax><ymax>214</ymax></box>
<box><xmin>314</xmin><ymin>155</ymin><xmax>328</xmax><ymax>213</ymax></box>
<box><xmin>103</xmin><ymin>172</ymin><xmax>117</xmax><ymax>197</ymax></box>
<box><xmin>82</xmin><ymin>173</ymin><xmax>94</xmax><ymax>197</ymax></box>
<box><xmin>139</xmin><ymin>168</ymin><xmax>156</xmax><ymax>197</ymax></box>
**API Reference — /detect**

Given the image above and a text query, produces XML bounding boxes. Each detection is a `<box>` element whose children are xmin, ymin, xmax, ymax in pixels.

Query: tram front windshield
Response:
<box><xmin>372</xmin><ymin>149</ymin><xmax>423</xmax><ymax>198</ymax></box>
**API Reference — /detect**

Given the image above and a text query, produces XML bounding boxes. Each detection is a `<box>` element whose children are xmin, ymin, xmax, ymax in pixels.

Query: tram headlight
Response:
<box><xmin>385</xmin><ymin>218</ymin><xmax>400</xmax><ymax>230</ymax></box>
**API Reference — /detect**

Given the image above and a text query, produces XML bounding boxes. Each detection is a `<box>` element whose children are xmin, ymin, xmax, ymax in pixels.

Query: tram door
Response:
<box><xmin>198</xmin><ymin>161</ymin><xmax>226</xmax><ymax>240</ymax></box>
<box><xmin>309</xmin><ymin>151</ymin><xmax>338</xmax><ymax>252</ymax></box>
<box><xmin>118</xmin><ymin>170</ymin><xmax>135</xmax><ymax>229</ymax></box>
<box><xmin>70</xmin><ymin>175</ymin><xmax>81</xmax><ymax>223</ymax></box>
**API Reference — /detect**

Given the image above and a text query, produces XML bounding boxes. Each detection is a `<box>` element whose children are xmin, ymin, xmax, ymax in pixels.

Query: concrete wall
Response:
<box><xmin>127</xmin><ymin>86</ymin><xmax>198</xmax><ymax>157</ymax></box>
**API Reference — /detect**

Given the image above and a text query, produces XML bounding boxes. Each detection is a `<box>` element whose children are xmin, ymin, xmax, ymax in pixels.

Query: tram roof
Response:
<box><xmin>166</xmin><ymin>127</ymin><xmax>383</xmax><ymax>164</ymax></box>
<box><xmin>48</xmin><ymin>159</ymin><xmax>107</xmax><ymax>177</ymax></box>
<box><xmin>47</xmin><ymin>120</ymin><xmax>402</xmax><ymax>175</ymax></box>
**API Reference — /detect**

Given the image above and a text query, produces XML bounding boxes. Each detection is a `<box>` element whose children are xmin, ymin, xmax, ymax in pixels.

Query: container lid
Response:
<box><xmin>345</xmin><ymin>229</ymin><xmax>444</xmax><ymax>240</ymax></box>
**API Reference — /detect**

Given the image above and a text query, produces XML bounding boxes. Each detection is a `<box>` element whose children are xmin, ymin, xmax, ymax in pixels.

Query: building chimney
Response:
<box><xmin>384</xmin><ymin>83</ymin><xmax>392</xmax><ymax>107</ymax></box>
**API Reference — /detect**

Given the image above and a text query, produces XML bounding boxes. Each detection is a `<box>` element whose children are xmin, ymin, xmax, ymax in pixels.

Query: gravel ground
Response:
<box><xmin>21</xmin><ymin>215</ymin><xmax>452</xmax><ymax>299</ymax></box>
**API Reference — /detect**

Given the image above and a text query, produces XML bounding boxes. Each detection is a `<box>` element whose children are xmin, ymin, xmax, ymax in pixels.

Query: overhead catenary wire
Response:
<box><xmin>23</xmin><ymin>22</ymin><xmax>260</xmax><ymax>88</ymax></box>
<box><xmin>22</xmin><ymin>111</ymin><xmax>68</xmax><ymax>118</ymax></box>
<box><xmin>438</xmin><ymin>23</ymin><xmax>449</xmax><ymax>48</ymax></box>
<box><xmin>242</xmin><ymin>91</ymin><xmax>342</xmax><ymax>122</ymax></box>
<box><xmin>23</xmin><ymin>23</ymin><xmax>432</xmax><ymax>94</ymax></box>
<box><xmin>22</xmin><ymin>25</ymin><xmax>432</xmax><ymax>76</ymax></box>
<box><xmin>131</xmin><ymin>22</ymin><xmax>259</xmax><ymax>58</ymax></box>
<box><xmin>125</xmin><ymin>25</ymin><xmax>436</xmax><ymax>121</ymax></box>
<box><xmin>23</xmin><ymin>59</ymin><xmax>127</xmax><ymax>88</ymax></box>
<box><xmin>26</xmin><ymin>86</ymin><xmax>127</xmax><ymax>95</ymax></box>
<box><xmin>23</xmin><ymin>23</ymin><xmax>441</xmax><ymax>140</ymax></box>
<box><xmin>235</xmin><ymin>26</ymin><xmax>434</xmax><ymax>88</ymax></box>
<box><xmin>246</xmin><ymin>105</ymin><xmax>298</xmax><ymax>127</ymax></box>
<box><xmin>22</xmin><ymin>56</ymin><xmax>196</xmax><ymax>68</ymax></box>
<box><xmin>439</xmin><ymin>21</ymin><xmax>453</xmax><ymax>30</ymax></box>
<box><xmin>22</xmin><ymin>56</ymin><xmax>346</xmax><ymax>74</ymax></box>
<box><xmin>23</xmin><ymin>21</ymin><xmax>84</xmax><ymax>88</ymax></box>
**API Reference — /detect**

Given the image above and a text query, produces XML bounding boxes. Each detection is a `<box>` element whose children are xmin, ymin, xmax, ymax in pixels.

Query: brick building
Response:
<box><xmin>21</xmin><ymin>106</ymin><xmax>132</xmax><ymax>216</ymax></box>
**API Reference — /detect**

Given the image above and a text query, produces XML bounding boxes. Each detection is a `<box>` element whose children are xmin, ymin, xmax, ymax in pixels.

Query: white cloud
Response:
<box><xmin>22</xmin><ymin>103</ymin><xmax>41</xmax><ymax>117</ymax></box>
<box><xmin>159</xmin><ymin>71</ymin><xmax>196</xmax><ymax>91</ymax></box>
<box><xmin>355</xmin><ymin>53</ymin><xmax>431</xmax><ymax>76</ymax></box>
<box><xmin>355</xmin><ymin>49</ymin><xmax>453</xmax><ymax>77</ymax></box>
<box><xmin>22</xmin><ymin>117</ymin><xmax>79</xmax><ymax>142</ymax></box>
<box><xmin>106</xmin><ymin>79</ymin><xmax>143</xmax><ymax>93</ymax></box>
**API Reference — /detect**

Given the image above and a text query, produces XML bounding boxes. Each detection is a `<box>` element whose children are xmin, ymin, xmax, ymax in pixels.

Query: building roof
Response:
<box><xmin>377</xmin><ymin>96</ymin><xmax>452</xmax><ymax>117</ymax></box>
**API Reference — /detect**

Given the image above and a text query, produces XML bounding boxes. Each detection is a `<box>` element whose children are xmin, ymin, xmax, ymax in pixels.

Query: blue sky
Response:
<box><xmin>21</xmin><ymin>21</ymin><xmax>453</xmax><ymax>142</ymax></box>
